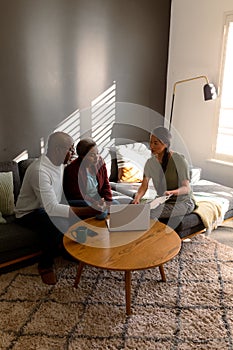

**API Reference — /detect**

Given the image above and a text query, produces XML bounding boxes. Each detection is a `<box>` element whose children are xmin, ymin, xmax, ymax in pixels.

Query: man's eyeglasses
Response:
<box><xmin>68</xmin><ymin>146</ymin><xmax>75</xmax><ymax>154</ymax></box>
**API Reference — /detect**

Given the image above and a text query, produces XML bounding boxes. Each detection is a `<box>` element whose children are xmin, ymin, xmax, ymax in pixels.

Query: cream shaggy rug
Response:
<box><xmin>0</xmin><ymin>234</ymin><xmax>233</xmax><ymax>350</ymax></box>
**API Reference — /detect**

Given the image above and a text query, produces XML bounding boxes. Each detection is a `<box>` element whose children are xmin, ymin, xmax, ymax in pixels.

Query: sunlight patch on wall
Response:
<box><xmin>54</xmin><ymin>108</ymin><xmax>81</xmax><ymax>146</ymax></box>
<box><xmin>91</xmin><ymin>81</ymin><xmax>116</xmax><ymax>161</ymax></box>
<box><xmin>40</xmin><ymin>137</ymin><xmax>45</xmax><ymax>154</ymax></box>
<box><xmin>13</xmin><ymin>150</ymin><xmax>29</xmax><ymax>162</ymax></box>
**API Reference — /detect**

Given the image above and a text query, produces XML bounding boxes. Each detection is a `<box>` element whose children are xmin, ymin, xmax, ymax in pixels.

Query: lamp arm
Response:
<box><xmin>173</xmin><ymin>75</ymin><xmax>209</xmax><ymax>94</ymax></box>
<box><xmin>168</xmin><ymin>75</ymin><xmax>216</xmax><ymax>131</ymax></box>
<box><xmin>169</xmin><ymin>93</ymin><xmax>175</xmax><ymax>131</ymax></box>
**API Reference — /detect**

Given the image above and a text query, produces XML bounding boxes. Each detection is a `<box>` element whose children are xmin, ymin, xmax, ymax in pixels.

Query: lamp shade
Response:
<box><xmin>203</xmin><ymin>83</ymin><xmax>217</xmax><ymax>101</ymax></box>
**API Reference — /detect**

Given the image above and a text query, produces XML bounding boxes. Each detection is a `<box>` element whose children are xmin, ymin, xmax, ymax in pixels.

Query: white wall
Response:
<box><xmin>166</xmin><ymin>0</ymin><xmax>233</xmax><ymax>187</ymax></box>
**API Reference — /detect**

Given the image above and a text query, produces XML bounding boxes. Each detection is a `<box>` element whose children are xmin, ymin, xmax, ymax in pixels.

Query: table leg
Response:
<box><xmin>125</xmin><ymin>270</ymin><xmax>132</xmax><ymax>315</ymax></box>
<box><xmin>159</xmin><ymin>264</ymin><xmax>166</xmax><ymax>282</ymax></box>
<box><xmin>74</xmin><ymin>261</ymin><xmax>85</xmax><ymax>288</ymax></box>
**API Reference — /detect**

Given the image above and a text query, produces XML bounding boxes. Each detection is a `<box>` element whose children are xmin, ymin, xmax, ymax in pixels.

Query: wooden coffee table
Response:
<box><xmin>63</xmin><ymin>217</ymin><xmax>181</xmax><ymax>315</ymax></box>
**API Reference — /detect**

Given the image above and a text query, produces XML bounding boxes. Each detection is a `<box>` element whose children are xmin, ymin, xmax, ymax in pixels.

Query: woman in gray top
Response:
<box><xmin>132</xmin><ymin>126</ymin><xmax>196</xmax><ymax>229</ymax></box>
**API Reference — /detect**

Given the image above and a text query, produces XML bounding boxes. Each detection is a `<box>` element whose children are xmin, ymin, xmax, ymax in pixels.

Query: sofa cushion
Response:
<box><xmin>18</xmin><ymin>158</ymin><xmax>36</xmax><ymax>182</ymax></box>
<box><xmin>0</xmin><ymin>172</ymin><xmax>15</xmax><ymax>215</ymax></box>
<box><xmin>0</xmin><ymin>220</ymin><xmax>41</xmax><ymax>265</ymax></box>
<box><xmin>109</xmin><ymin>143</ymin><xmax>151</xmax><ymax>183</ymax></box>
<box><xmin>0</xmin><ymin>161</ymin><xmax>21</xmax><ymax>201</ymax></box>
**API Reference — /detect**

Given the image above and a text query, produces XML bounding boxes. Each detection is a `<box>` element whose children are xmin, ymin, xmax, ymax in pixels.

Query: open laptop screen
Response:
<box><xmin>106</xmin><ymin>204</ymin><xmax>150</xmax><ymax>231</ymax></box>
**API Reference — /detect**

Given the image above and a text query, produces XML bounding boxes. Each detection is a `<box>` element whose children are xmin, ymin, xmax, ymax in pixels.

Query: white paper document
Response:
<box><xmin>148</xmin><ymin>194</ymin><xmax>172</xmax><ymax>209</ymax></box>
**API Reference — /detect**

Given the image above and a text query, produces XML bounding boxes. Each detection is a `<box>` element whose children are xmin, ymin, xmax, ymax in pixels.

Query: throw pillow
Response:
<box><xmin>115</xmin><ymin>143</ymin><xmax>151</xmax><ymax>182</ymax></box>
<box><xmin>0</xmin><ymin>172</ymin><xmax>15</xmax><ymax>215</ymax></box>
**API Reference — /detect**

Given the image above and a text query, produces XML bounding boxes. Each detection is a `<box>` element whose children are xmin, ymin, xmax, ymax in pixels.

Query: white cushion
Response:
<box><xmin>115</xmin><ymin>143</ymin><xmax>151</xmax><ymax>182</ymax></box>
<box><xmin>0</xmin><ymin>172</ymin><xmax>15</xmax><ymax>215</ymax></box>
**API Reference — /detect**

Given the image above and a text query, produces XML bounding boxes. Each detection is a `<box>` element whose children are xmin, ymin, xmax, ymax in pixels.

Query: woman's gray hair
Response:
<box><xmin>151</xmin><ymin>127</ymin><xmax>172</xmax><ymax>148</ymax></box>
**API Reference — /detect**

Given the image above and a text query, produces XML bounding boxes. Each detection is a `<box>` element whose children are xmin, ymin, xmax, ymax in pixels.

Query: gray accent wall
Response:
<box><xmin>0</xmin><ymin>0</ymin><xmax>171</xmax><ymax>160</ymax></box>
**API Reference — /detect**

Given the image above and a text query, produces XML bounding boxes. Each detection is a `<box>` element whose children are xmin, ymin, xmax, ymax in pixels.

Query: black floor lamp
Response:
<box><xmin>168</xmin><ymin>75</ymin><xmax>217</xmax><ymax>131</ymax></box>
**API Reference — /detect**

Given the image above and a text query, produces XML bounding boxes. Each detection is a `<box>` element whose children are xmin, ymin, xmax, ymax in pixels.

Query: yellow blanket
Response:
<box><xmin>194</xmin><ymin>200</ymin><xmax>223</xmax><ymax>232</ymax></box>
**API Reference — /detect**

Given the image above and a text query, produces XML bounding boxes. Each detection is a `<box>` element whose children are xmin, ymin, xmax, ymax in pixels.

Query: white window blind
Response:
<box><xmin>215</xmin><ymin>16</ymin><xmax>233</xmax><ymax>162</ymax></box>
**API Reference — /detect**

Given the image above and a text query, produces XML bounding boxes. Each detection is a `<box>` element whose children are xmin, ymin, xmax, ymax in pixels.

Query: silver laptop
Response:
<box><xmin>105</xmin><ymin>204</ymin><xmax>150</xmax><ymax>232</ymax></box>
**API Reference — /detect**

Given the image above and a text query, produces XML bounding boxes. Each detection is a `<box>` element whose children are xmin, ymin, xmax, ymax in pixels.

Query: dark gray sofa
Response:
<box><xmin>0</xmin><ymin>159</ymin><xmax>41</xmax><ymax>272</ymax></box>
<box><xmin>0</xmin><ymin>158</ymin><xmax>132</xmax><ymax>272</ymax></box>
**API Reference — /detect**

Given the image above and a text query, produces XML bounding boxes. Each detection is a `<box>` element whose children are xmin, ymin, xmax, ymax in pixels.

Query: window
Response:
<box><xmin>214</xmin><ymin>14</ymin><xmax>233</xmax><ymax>163</ymax></box>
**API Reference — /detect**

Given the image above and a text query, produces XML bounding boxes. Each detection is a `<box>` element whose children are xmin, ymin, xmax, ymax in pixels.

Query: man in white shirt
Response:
<box><xmin>15</xmin><ymin>131</ymin><xmax>101</xmax><ymax>285</ymax></box>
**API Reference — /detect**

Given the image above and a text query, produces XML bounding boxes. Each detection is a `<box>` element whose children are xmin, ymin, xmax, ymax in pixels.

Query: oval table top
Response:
<box><xmin>63</xmin><ymin>217</ymin><xmax>181</xmax><ymax>271</ymax></box>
